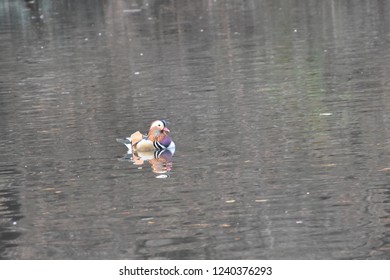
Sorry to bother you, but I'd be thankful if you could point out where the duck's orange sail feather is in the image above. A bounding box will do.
[130,131,143,146]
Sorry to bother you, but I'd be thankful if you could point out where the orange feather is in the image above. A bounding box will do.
[130,131,143,146]
[147,127,162,141]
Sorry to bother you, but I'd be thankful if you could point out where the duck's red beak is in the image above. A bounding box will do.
[163,127,170,133]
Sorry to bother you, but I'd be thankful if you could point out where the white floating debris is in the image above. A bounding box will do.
[140,53,143,56]
[296,221,303,224]
[39,14,44,19]
[141,217,154,221]
[98,33,102,36]
[200,29,204,32]
[319,113,332,116]
[134,72,140,75]
[306,192,310,195]
[13,221,17,225]
[255,199,268,203]
[85,38,88,41]
[225,200,235,203]
[220,223,231,228]
[123,9,142,13]
[294,29,297,32]
[156,174,168,179]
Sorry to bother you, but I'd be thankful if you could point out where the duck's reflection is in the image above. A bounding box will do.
[119,148,175,178]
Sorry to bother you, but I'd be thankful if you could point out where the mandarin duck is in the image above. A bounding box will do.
[117,120,175,152]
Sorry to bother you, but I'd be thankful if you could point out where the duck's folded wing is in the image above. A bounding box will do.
[130,131,144,146]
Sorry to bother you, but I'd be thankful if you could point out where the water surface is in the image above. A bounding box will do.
[0,0,389,259]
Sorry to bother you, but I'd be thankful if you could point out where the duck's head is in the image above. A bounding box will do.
[147,120,170,140]
[150,120,170,133]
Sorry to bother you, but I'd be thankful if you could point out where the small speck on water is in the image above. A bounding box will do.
[134,72,140,75]
[319,112,333,116]
[123,9,142,13]
[220,224,231,228]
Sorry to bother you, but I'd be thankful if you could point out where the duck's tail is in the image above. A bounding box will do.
[116,138,131,145]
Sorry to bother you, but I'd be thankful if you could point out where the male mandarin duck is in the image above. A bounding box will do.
[117,120,175,152]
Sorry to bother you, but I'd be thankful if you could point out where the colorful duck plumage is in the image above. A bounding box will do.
[117,120,175,152]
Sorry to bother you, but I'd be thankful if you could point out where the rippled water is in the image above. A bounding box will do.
[0,0,389,259]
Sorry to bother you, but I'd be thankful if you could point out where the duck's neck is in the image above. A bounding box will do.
[147,127,163,141]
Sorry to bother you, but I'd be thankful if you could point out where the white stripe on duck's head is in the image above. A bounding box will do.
[147,120,170,140]
[150,120,169,132]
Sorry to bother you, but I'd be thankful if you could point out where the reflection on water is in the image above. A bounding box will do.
[0,0,389,259]
[118,148,174,178]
